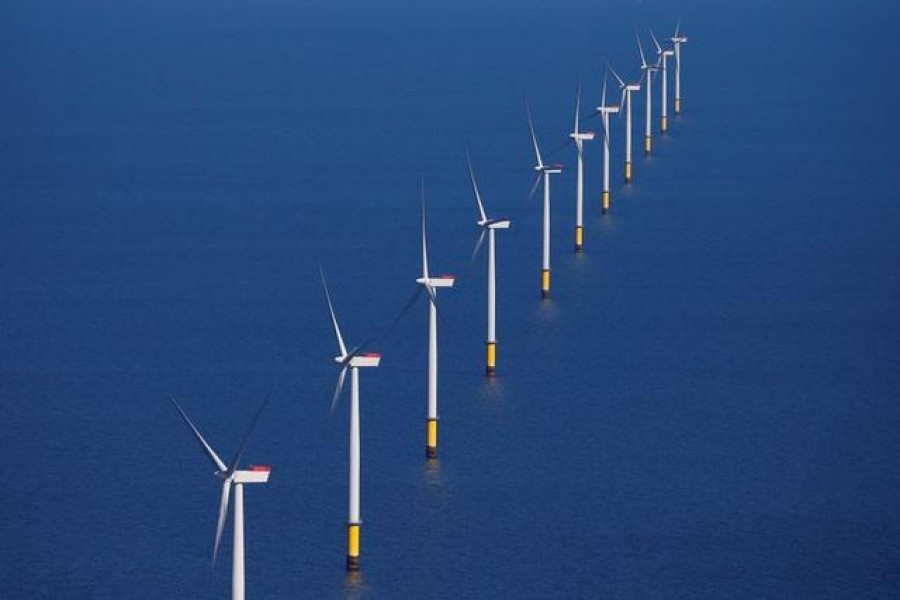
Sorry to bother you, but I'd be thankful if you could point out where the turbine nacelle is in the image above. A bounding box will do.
[597,105,620,115]
[334,353,382,368]
[569,131,596,142]
[416,275,456,289]
[480,218,511,230]
[671,36,688,43]
[536,164,563,174]
[626,84,641,92]
[233,466,272,485]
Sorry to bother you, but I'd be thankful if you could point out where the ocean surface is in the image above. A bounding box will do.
[2,1,899,598]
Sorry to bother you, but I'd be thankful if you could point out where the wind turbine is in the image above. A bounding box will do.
[569,84,595,252]
[527,105,563,299]
[595,74,620,215]
[466,150,511,376]
[320,266,381,571]
[650,27,675,133]
[610,66,641,184]
[637,33,659,155]
[415,189,454,459]
[169,395,271,600]
[670,20,689,114]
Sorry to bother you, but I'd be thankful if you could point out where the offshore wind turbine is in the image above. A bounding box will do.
[170,395,271,600]
[610,66,641,184]
[650,28,675,133]
[415,190,454,459]
[320,266,381,571]
[466,150,511,376]
[527,106,563,299]
[595,74,620,215]
[569,84,595,252]
[670,20,689,114]
[637,33,659,155]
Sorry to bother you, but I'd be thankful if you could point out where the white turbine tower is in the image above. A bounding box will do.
[415,190,454,459]
[466,151,511,376]
[595,75,620,215]
[569,84,594,252]
[610,66,641,184]
[650,28,675,133]
[320,267,381,571]
[527,106,563,299]
[170,395,271,600]
[637,33,659,155]
[670,20,689,114]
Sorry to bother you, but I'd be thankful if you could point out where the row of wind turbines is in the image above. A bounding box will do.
[169,21,689,599]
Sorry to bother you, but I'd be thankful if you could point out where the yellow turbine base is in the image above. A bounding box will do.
[645,136,652,155]
[541,269,550,298]
[426,419,437,459]
[347,523,360,571]
[675,98,681,114]
[486,341,496,376]
[625,162,632,183]
[575,226,583,252]
[602,190,610,214]
[661,115,668,133]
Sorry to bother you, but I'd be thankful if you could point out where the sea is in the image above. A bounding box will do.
[2,0,899,598]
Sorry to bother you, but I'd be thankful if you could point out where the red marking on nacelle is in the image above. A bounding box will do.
[363,352,381,358]
[249,465,271,472]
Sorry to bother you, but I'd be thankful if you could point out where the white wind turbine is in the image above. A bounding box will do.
[466,150,511,376]
[637,33,659,155]
[670,20,689,114]
[595,74,620,215]
[320,266,381,571]
[527,105,563,299]
[650,27,675,133]
[415,189,454,459]
[610,65,641,184]
[170,395,271,600]
[569,84,595,252]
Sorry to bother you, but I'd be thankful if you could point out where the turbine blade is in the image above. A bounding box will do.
[608,65,626,88]
[636,30,647,68]
[465,149,488,223]
[380,286,425,342]
[574,80,582,134]
[674,18,682,39]
[470,228,487,266]
[169,396,227,474]
[649,27,662,54]
[526,102,544,168]
[227,392,271,473]
[330,366,348,414]
[318,263,348,357]
[601,74,608,107]
[212,480,231,567]
[526,172,542,203]
[420,179,429,280]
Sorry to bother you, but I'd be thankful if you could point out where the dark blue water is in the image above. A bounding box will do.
[2,0,899,598]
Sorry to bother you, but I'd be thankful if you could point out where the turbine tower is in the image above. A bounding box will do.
[595,75,620,215]
[466,151,511,376]
[527,106,563,299]
[670,21,689,114]
[610,66,641,184]
[650,28,675,133]
[170,395,271,600]
[637,34,659,155]
[569,84,595,252]
[416,190,454,459]
[320,267,381,571]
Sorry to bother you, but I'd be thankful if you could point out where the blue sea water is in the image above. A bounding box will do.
[2,0,899,598]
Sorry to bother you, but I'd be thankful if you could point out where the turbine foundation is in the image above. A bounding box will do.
[486,341,496,376]
[625,162,632,184]
[426,418,438,460]
[347,523,360,571]
[574,226,583,253]
[541,269,550,299]
[661,115,668,133]
[675,98,681,114]
[602,191,610,215]
[645,136,652,155]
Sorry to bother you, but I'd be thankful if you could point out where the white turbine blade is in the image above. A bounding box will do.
[170,396,227,474]
[330,365,348,414]
[227,392,270,473]
[469,228,487,266]
[526,103,544,168]
[420,182,430,280]
[380,286,425,342]
[649,27,662,54]
[636,32,647,68]
[573,81,582,134]
[609,66,626,89]
[318,264,348,357]
[212,479,231,566]
[466,149,488,223]
[601,74,608,107]
[526,172,542,203]
[674,18,682,39]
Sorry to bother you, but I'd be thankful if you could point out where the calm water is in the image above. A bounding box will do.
[2,1,899,598]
